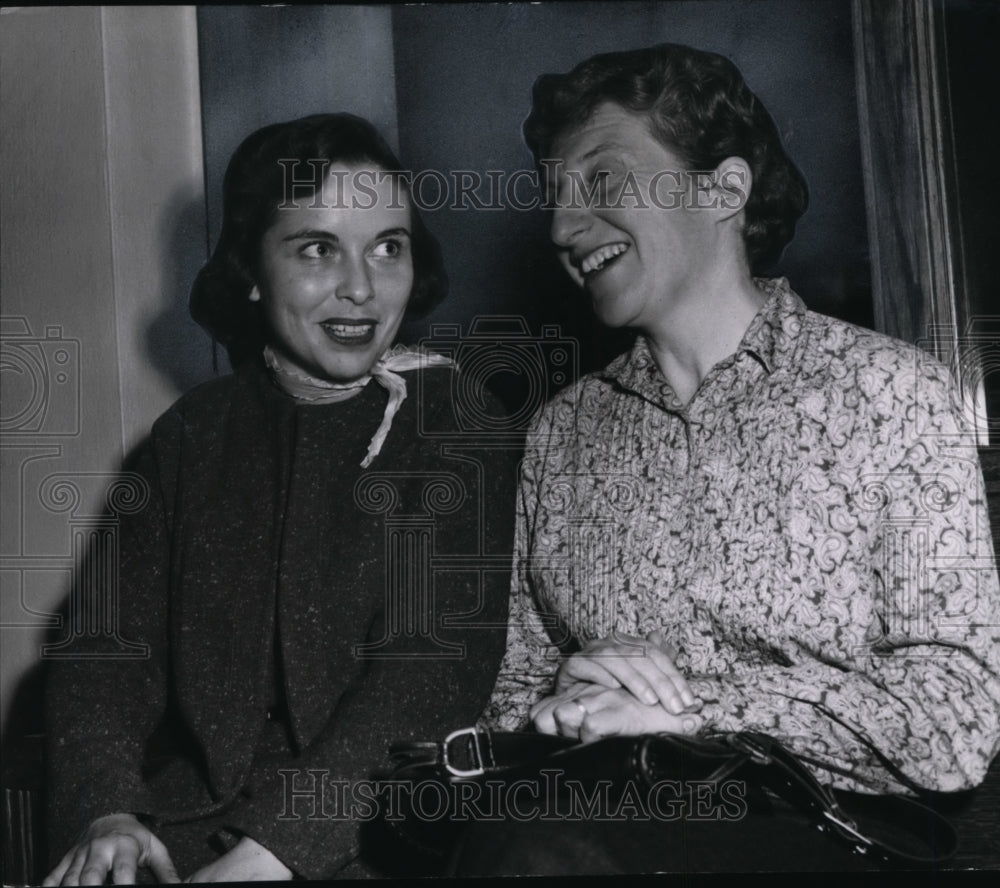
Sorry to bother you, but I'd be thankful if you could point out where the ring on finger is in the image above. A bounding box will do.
[571,698,588,719]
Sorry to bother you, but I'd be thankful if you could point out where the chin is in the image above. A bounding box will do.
[593,306,631,329]
[332,367,375,385]
[311,360,367,385]
[589,291,630,327]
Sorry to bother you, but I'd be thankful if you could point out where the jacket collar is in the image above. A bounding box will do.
[599,277,806,404]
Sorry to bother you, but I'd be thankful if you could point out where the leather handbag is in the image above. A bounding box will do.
[383,726,958,868]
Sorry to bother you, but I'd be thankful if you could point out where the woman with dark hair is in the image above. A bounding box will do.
[466,43,1000,874]
[43,113,514,883]
[189,113,449,371]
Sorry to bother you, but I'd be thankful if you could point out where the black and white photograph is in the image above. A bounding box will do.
[2,1,1000,883]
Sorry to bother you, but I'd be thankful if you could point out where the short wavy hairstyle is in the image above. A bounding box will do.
[190,113,448,369]
[523,43,808,271]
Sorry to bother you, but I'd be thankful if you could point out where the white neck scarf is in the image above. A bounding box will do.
[263,344,454,467]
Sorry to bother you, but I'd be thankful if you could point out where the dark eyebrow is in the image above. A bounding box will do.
[281,228,338,243]
[280,227,411,243]
[375,227,411,239]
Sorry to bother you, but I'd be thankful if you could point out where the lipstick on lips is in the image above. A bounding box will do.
[320,317,378,346]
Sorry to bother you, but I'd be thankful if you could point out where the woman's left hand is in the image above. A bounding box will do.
[531,682,703,742]
[184,836,292,883]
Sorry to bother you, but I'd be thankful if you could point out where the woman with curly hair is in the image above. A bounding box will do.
[469,42,1000,875]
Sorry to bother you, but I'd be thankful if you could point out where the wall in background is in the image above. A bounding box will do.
[0,6,208,738]
[197,5,399,275]
[194,1,871,411]
[391,0,873,381]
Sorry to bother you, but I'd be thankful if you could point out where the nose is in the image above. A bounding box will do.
[336,253,374,304]
[550,203,591,249]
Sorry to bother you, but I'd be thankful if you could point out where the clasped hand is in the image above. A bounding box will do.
[530,630,703,741]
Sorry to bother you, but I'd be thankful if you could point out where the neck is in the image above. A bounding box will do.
[263,346,367,404]
[643,261,763,405]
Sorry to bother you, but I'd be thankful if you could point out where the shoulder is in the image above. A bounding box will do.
[532,369,598,419]
[165,372,244,413]
[149,368,272,442]
[785,310,967,449]
[795,310,957,404]
[543,347,626,414]
[756,280,944,392]
[522,367,618,454]
[406,362,459,404]
[150,374,234,432]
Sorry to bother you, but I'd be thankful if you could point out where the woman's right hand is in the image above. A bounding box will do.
[43,813,180,886]
[555,629,700,715]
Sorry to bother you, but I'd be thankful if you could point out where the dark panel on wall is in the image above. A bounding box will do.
[196,5,398,260]
[391,0,872,375]
[943,0,1000,444]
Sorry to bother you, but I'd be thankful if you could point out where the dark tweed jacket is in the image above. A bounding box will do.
[45,363,516,878]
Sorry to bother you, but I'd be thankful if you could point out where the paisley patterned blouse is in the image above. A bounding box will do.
[483,278,1000,794]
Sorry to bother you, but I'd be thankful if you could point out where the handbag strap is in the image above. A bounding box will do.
[719,731,957,866]
[389,728,957,866]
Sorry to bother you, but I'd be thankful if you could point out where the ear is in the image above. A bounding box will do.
[711,156,752,221]
[249,285,261,303]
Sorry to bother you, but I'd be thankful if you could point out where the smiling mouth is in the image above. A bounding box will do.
[320,320,377,345]
[579,242,629,277]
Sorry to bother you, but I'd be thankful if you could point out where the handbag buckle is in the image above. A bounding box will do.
[442,727,486,778]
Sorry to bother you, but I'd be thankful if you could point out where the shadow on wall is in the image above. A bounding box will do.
[0,186,214,886]
[146,189,226,394]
